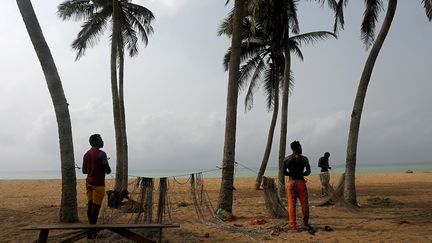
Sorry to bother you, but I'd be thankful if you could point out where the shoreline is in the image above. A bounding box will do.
[1,162,431,180]
[1,169,432,181]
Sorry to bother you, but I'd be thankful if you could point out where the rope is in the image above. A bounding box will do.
[234,161,259,175]
[129,167,222,179]
[172,176,191,185]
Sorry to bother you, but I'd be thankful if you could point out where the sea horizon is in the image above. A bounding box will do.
[0,161,431,180]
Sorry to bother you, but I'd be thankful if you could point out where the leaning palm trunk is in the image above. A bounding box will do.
[278,43,291,200]
[16,0,78,222]
[262,176,287,218]
[111,0,125,194]
[254,69,280,190]
[217,0,244,213]
[119,52,129,192]
[344,0,397,205]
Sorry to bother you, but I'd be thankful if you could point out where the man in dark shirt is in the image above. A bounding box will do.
[283,141,311,230]
[318,152,331,197]
[83,134,111,238]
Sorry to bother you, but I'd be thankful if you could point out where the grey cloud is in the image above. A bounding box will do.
[128,111,224,170]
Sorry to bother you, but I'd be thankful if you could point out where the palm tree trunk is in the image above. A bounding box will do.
[16,0,78,222]
[278,43,291,199]
[344,0,397,205]
[217,0,244,213]
[254,67,280,190]
[111,0,125,193]
[119,52,129,192]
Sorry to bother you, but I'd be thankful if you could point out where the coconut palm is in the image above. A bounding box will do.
[220,11,335,190]
[334,0,431,206]
[217,0,245,213]
[58,0,154,197]
[16,0,78,222]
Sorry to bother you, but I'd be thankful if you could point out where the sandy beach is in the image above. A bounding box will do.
[1,172,432,242]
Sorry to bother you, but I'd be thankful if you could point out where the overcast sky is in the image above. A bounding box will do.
[0,1,431,173]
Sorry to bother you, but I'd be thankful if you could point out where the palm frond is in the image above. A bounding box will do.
[244,59,266,112]
[361,0,384,49]
[218,7,234,36]
[288,70,295,96]
[122,3,154,45]
[239,52,268,91]
[119,14,138,56]
[333,0,346,34]
[287,0,300,34]
[422,0,432,20]
[71,7,111,60]
[290,31,336,47]
[263,64,278,111]
[307,0,338,9]
[327,0,339,10]
[58,0,96,21]
[288,40,304,61]
[304,0,345,34]
[122,2,155,26]
[223,49,232,71]
[223,41,268,71]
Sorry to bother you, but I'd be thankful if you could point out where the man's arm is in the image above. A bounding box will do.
[303,157,311,176]
[99,151,111,174]
[283,157,291,176]
[82,155,88,174]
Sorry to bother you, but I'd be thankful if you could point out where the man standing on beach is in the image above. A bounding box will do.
[318,152,331,197]
[283,141,311,230]
[83,134,111,234]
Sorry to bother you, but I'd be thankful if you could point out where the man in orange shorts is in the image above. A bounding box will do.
[83,134,111,233]
[283,141,311,230]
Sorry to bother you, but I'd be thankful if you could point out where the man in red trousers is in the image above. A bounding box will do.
[283,140,311,230]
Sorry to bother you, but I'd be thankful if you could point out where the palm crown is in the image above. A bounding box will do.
[220,0,336,112]
[58,0,154,60]
[332,0,432,48]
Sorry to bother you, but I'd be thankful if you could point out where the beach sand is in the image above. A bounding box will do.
[1,172,432,242]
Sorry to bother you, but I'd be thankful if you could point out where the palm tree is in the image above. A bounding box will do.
[335,0,431,206]
[217,0,245,213]
[16,0,78,222]
[269,0,302,199]
[249,0,338,198]
[58,0,154,197]
[219,10,335,190]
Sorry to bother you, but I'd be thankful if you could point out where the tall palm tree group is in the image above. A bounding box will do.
[218,0,336,193]
[16,0,431,222]
[218,0,339,211]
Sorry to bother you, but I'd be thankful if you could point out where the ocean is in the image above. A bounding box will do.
[0,162,431,180]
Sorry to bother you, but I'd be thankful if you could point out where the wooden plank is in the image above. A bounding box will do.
[108,228,155,243]
[37,229,49,243]
[22,223,180,230]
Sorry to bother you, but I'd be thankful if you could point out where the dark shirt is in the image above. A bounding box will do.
[83,147,111,186]
[283,153,311,180]
[318,156,330,172]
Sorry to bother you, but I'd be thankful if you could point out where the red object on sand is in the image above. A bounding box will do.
[251,219,269,225]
